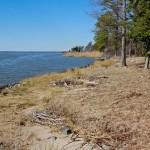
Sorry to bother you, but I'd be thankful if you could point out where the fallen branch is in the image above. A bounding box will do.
[34,112,64,122]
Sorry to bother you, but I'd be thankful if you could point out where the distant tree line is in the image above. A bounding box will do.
[69,41,96,52]
[90,0,150,68]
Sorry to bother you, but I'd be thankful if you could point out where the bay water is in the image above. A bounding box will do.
[0,51,94,86]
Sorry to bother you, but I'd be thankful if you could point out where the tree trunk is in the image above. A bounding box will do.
[141,43,144,56]
[135,41,137,56]
[129,38,133,57]
[144,57,150,69]
[121,0,127,66]
[144,50,150,69]
[115,0,119,58]
[115,47,117,57]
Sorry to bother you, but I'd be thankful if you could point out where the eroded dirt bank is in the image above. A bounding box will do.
[0,57,150,150]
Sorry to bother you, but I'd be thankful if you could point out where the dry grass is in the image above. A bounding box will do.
[63,51,101,58]
[92,59,116,67]
[0,57,150,149]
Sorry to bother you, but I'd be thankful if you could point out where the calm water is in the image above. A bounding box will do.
[0,51,94,86]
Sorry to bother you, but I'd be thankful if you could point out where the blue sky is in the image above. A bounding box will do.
[0,0,96,51]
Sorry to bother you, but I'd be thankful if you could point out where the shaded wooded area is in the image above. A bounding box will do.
[91,0,150,68]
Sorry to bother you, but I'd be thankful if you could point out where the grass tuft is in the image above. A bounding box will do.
[92,59,116,67]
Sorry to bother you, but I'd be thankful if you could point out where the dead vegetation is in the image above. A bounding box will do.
[63,51,101,59]
[0,57,150,149]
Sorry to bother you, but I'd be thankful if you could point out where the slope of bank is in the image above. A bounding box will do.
[0,57,149,150]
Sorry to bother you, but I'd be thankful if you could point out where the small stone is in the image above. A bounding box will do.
[86,81,98,87]
[61,126,72,135]
[64,82,68,87]
[17,84,21,87]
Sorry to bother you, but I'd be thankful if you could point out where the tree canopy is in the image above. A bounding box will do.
[92,0,150,68]
[129,0,150,51]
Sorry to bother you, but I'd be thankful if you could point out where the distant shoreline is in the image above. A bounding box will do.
[63,51,101,59]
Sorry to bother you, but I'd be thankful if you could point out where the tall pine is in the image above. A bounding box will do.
[129,0,150,69]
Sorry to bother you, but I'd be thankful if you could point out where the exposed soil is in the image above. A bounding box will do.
[0,57,150,150]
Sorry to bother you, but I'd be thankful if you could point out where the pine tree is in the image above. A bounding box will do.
[129,0,150,69]
[92,0,128,65]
